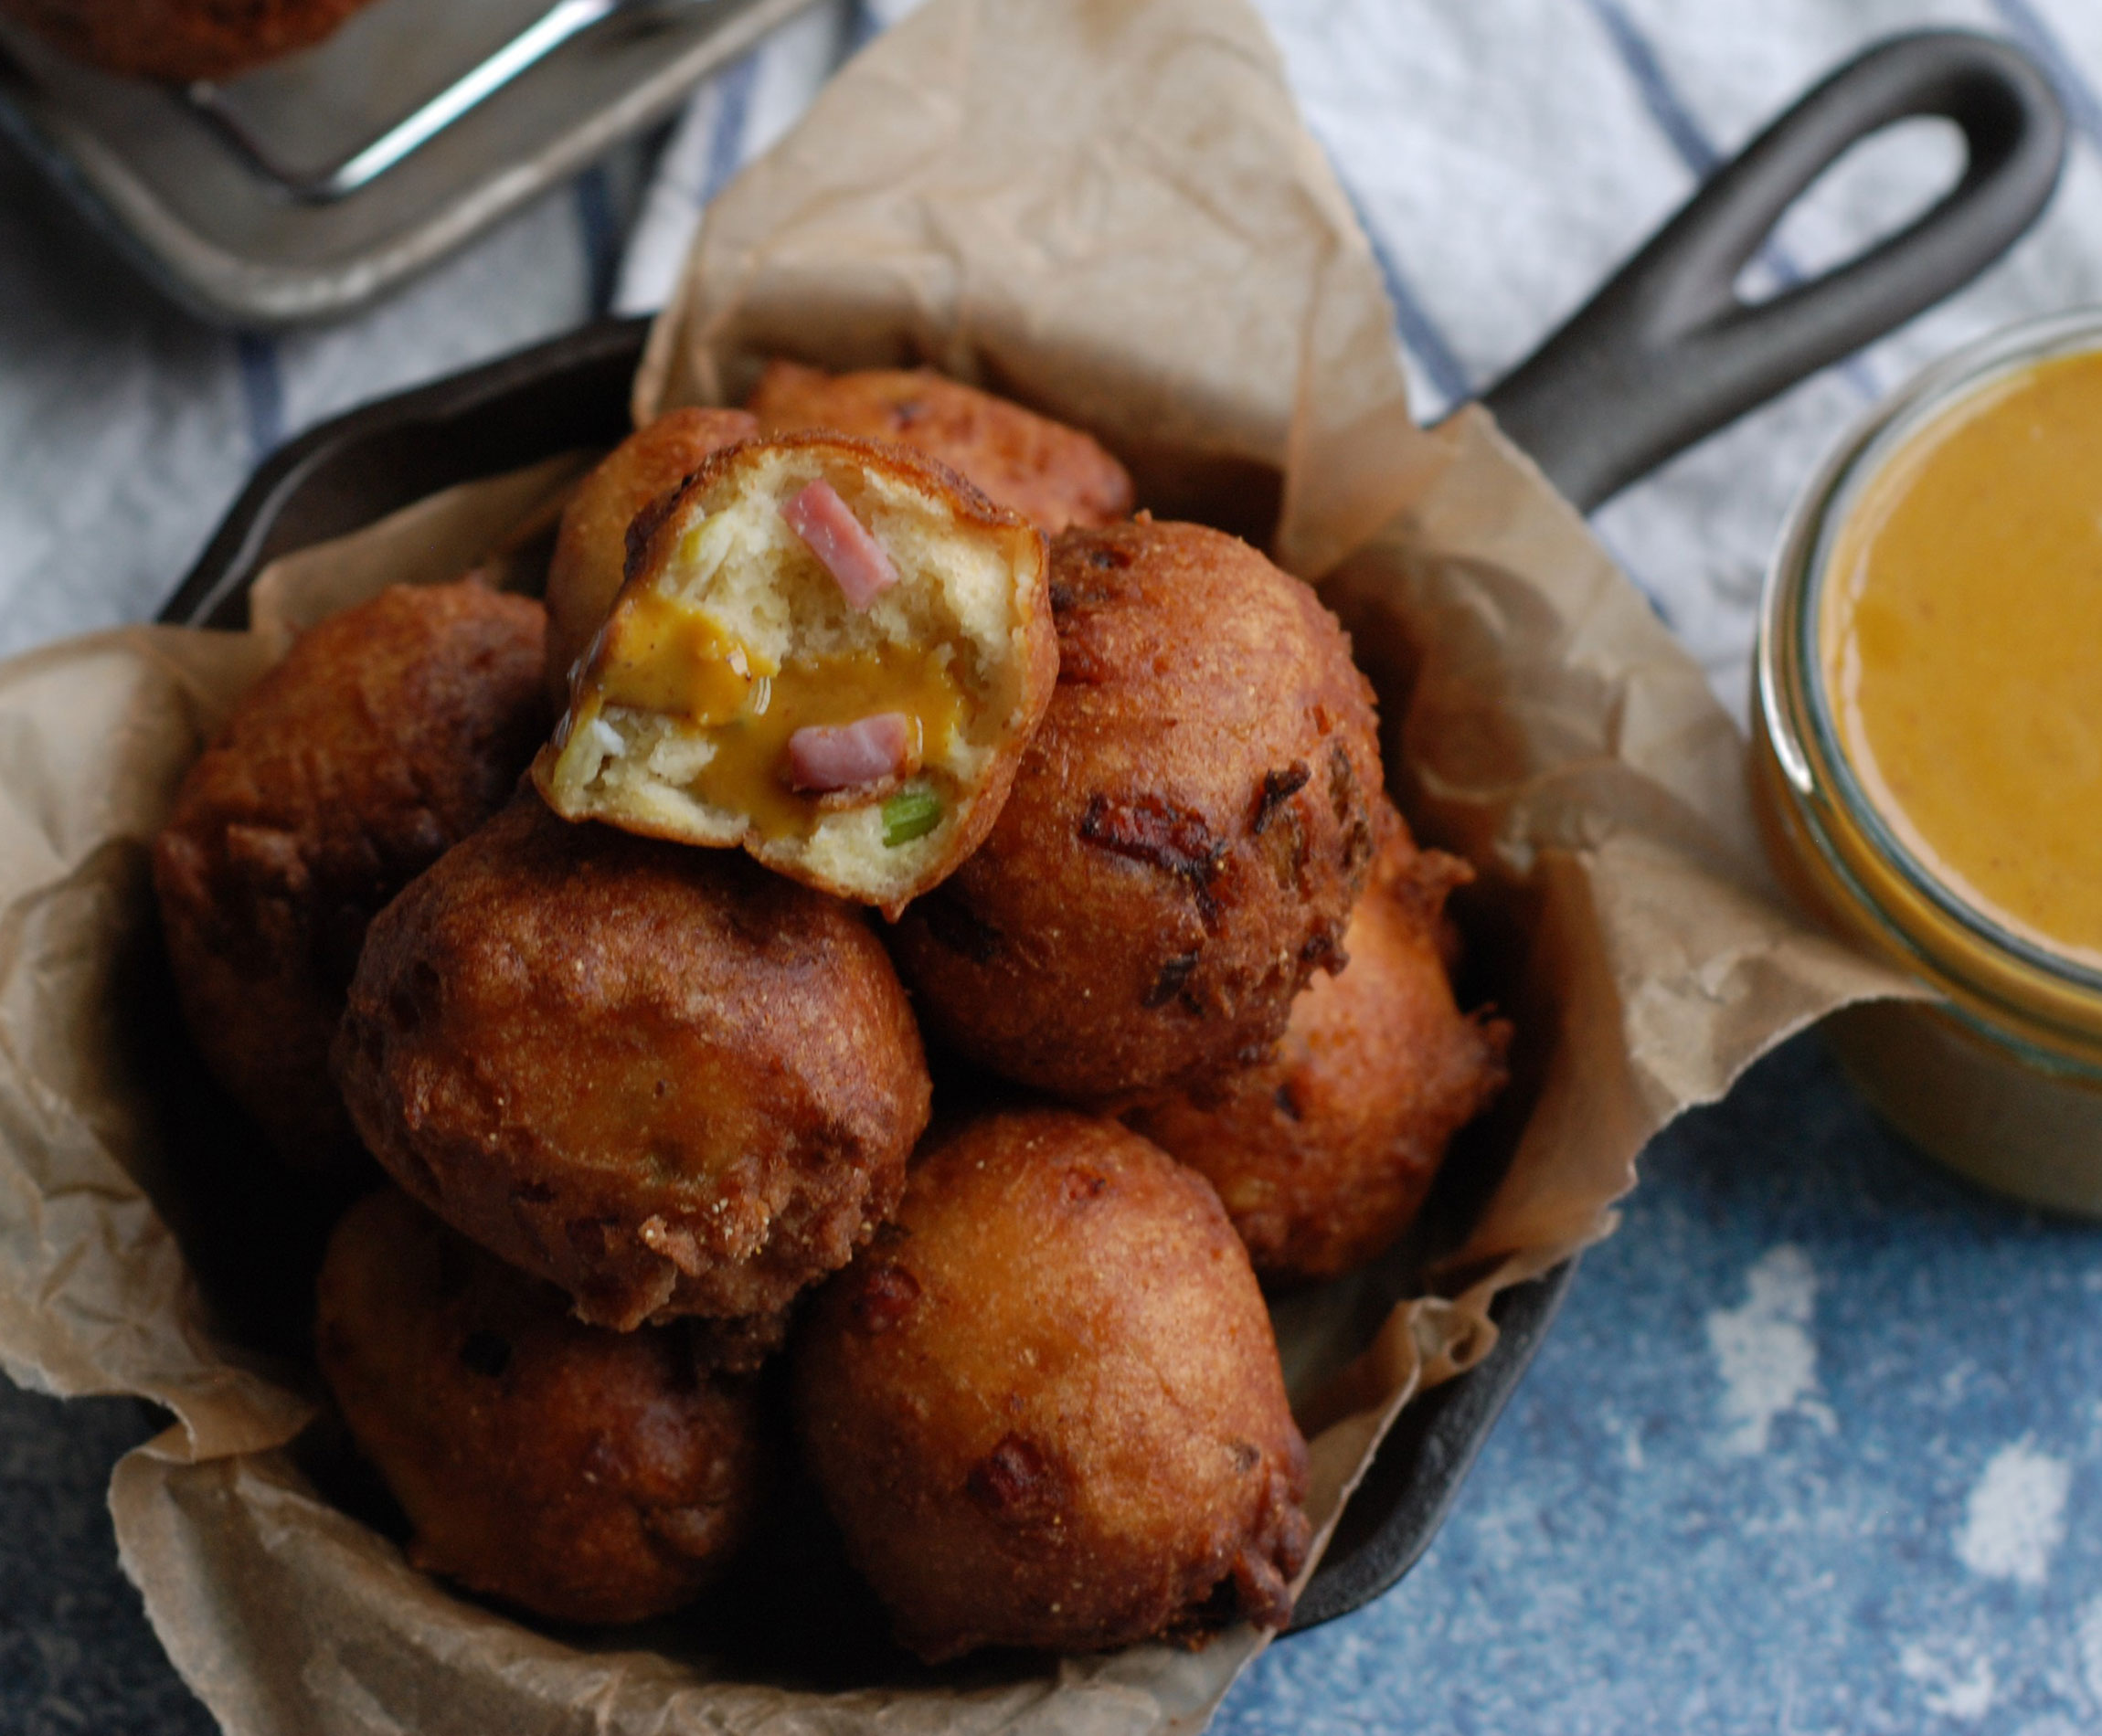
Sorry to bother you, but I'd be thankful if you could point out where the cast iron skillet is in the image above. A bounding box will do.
[158,29,2065,1635]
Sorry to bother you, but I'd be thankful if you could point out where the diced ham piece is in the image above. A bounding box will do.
[782,479,899,609]
[787,714,912,793]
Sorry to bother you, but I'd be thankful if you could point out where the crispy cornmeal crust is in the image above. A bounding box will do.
[535,433,1054,918]
[543,408,758,709]
[151,581,549,1177]
[794,1109,1311,1663]
[887,518,1395,1099]
[748,361,1134,535]
[334,793,930,1331]
[0,0,378,79]
[316,1190,768,1626]
[1125,834,1513,1282]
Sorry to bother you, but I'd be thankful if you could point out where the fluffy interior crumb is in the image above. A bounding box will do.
[542,443,1036,900]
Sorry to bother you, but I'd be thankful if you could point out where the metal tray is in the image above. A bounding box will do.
[0,0,819,327]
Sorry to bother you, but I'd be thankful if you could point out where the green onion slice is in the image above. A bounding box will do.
[882,784,944,847]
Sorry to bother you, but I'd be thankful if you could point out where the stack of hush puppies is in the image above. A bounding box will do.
[152,361,1512,1664]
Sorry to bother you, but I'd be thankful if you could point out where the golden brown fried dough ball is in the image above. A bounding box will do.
[334,792,930,1331]
[748,361,1133,535]
[316,1189,767,1626]
[0,0,378,80]
[795,1110,1311,1662]
[1126,836,1512,1282]
[889,519,1394,1100]
[152,582,549,1177]
[543,408,758,707]
[537,433,1055,917]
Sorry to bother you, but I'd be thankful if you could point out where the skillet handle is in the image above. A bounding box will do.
[1478,29,2065,515]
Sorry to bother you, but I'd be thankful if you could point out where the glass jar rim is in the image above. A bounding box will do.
[1757,305,2102,1044]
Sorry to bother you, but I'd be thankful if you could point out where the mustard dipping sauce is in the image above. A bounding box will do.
[582,588,970,841]
[1820,346,2102,975]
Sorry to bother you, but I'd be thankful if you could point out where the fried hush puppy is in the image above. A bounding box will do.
[1126,835,1513,1282]
[316,1189,767,1626]
[334,792,931,1331]
[889,518,1395,1099]
[542,407,759,707]
[536,433,1056,916]
[794,1110,1311,1662]
[152,581,549,1176]
[0,0,379,80]
[748,360,1134,535]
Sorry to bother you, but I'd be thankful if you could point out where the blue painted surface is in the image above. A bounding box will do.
[0,1392,214,1736]
[1220,1032,2102,1736]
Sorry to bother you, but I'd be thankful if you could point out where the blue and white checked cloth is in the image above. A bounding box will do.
[6,0,2102,722]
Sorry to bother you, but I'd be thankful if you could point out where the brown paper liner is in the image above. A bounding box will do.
[0,1,1915,1730]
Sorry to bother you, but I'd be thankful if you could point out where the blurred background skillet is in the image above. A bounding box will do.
[159,28,2067,1631]
[0,0,826,324]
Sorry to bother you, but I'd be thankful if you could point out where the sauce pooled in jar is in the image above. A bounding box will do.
[1821,347,2102,973]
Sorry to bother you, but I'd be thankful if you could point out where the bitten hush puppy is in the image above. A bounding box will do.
[536,433,1055,916]
[0,0,379,80]
[889,519,1393,1099]
[334,793,930,1331]
[748,360,1133,535]
[1126,835,1513,1281]
[152,581,549,1176]
[542,408,758,707]
[316,1190,766,1626]
[794,1109,1311,1663]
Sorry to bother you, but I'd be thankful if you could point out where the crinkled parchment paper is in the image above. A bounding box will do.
[0,1,1912,1731]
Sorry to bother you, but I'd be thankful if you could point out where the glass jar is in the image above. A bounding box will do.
[1753,308,2102,1213]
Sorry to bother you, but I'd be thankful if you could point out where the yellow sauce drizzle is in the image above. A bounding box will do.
[588,590,971,841]
[1821,347,2102,970]
[596,592,770,724]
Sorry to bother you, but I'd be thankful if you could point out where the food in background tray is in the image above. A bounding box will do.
[315,1188,768,1625]
[332,791,931,1331]
[888,516,1394,1099]
[793,1109,1311,1662]
[748,360,1134,535]
[152,580,548,1179]
[542,408,759,708]
[0,0,382,81]
[536,433,1055,916]
[1126,833,1513,1282]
